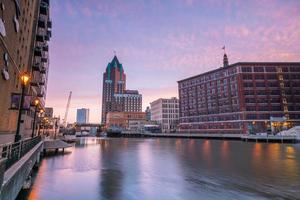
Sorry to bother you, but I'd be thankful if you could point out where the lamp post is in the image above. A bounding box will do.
[38,109,44,136]
[31,99,39,138]
[15,73,30,142]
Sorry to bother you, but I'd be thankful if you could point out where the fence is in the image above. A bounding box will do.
[0,136,42,170]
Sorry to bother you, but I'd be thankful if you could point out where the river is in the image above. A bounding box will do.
[17,137,300,200]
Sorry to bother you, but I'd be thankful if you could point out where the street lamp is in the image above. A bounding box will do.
[38,109,44,136]
[31,98,40,138]
[15,73,30,142]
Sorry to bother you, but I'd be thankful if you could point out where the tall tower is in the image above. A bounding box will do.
[101,55,126,124]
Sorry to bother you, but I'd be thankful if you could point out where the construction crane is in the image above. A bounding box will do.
[63,91,72,127]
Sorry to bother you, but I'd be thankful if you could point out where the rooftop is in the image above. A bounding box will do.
[178,62,300,83]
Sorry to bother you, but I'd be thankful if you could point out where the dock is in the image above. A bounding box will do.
[43,139,73,153]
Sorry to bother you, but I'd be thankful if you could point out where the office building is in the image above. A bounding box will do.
[145,106,151,121]
[101,55,142,124]
[76,108,90,124]
[150,97,179,132]
[178,54,300,134]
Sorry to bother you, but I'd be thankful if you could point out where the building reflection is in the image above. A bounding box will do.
[100,169,123,200]
[284,146,298,179]
[99,139,123,200]
[220,141,229,167]
[202,140,211,167]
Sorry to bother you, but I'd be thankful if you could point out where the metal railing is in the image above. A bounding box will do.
[0,136,42,170]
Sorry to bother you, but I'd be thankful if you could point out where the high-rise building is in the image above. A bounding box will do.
[101,55,142,124]
[150,97,179,132]
[178,54,300,134]
[76,108,90,124]
[0,0,51,143]
[145,106,151,121]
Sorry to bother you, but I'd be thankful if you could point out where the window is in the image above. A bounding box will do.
[256,82,266,87]
[254,67,264,72]
[243,82,253,87]
[255,74,265,80]
[266,67,276,72]
[243,74,252,80]
[290,67,300,72]
[242,67,252,72]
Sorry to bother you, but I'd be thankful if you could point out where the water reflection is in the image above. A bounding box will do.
[17,138,300,200]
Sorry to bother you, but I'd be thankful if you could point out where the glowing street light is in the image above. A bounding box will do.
[15,72,31,142]
[31,98,40,138]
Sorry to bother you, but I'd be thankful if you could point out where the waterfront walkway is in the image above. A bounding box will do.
[0,137,43,200]
[0,137,73,200]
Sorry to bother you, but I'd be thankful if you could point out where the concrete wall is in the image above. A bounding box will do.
[0,141,43,200]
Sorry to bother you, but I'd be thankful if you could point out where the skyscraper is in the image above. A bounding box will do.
[101,55,142,124]
[76,108,90,124]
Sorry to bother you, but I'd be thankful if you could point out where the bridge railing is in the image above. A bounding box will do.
[0,136,42,170]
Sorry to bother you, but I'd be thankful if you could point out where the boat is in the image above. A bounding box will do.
[106,126,122,137]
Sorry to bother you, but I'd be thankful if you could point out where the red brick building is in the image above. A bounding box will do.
[106,112,146,130]
[178,56,300,134]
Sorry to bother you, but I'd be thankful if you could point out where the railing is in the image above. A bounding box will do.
[0,136,42,170]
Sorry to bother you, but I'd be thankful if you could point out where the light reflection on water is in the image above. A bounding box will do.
[18,137,300,200]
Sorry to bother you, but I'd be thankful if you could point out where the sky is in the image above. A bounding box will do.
[45,0,300,123]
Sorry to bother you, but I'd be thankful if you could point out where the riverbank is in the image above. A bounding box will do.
[120,132,299,143]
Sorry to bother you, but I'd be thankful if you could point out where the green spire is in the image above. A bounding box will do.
[106,55,124,80]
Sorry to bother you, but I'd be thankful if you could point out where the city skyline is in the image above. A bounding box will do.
[45,0,300,123]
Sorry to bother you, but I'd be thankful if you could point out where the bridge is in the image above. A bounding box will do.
[75,123,101,136]
[0,136,43,200]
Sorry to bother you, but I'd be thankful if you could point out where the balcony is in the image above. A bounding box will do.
[32,64,40,71]
[40,3,48,15]
[34,47,42,57]
[36,34,44,42]
[43,45,48,52]
[47,21,52,28]
[39,80,45,86]
[37,92,44,98]
[38,18,46,29]
[40,67,46,74]
[30,81,39,87]
[47,29,52,38]
[44,35,50,41]
[41,0,49,6]
[41,57,48,63]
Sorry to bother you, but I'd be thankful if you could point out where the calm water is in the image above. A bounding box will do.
[18,137,300,200]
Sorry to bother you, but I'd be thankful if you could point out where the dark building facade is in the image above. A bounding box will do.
[101,56,142,124]
[178,58,300,134]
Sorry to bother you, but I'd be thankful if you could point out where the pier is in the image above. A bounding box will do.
[43,139,73,153]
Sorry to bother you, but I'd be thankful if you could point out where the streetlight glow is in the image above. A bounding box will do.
[34,99,39,106]
[20,73,30,86]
